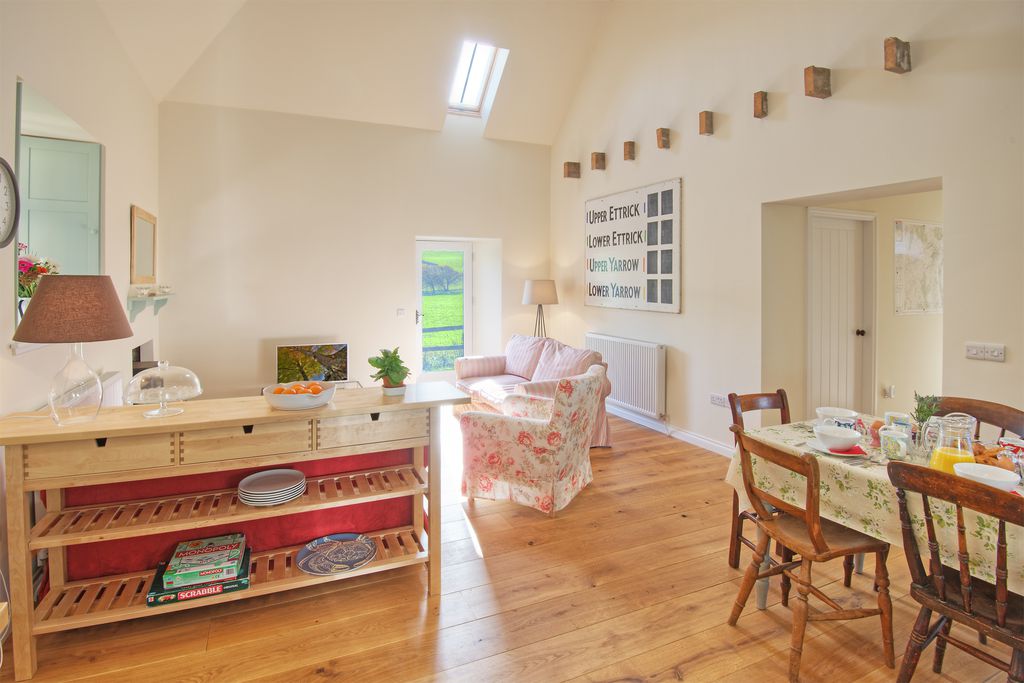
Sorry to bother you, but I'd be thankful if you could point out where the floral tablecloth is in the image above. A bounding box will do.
[724,420,1024,593]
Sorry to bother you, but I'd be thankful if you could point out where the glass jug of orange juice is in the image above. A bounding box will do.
[928,413,976,474]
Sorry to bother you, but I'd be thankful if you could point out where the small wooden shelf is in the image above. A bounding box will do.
[33,526,426,635]
[126,295,172,323]
[30,465,426,550]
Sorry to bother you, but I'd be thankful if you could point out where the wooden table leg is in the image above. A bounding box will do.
[412,447,425,539]
[6,449,37,680]
[855,552,865,574]
[755,525,771,610]
[426,407,442,596]
[44,489,66,589]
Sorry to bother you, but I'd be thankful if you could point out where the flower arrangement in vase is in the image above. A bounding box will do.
[17,243,59,316]
[368,347,411,396]
[18,242,59,297]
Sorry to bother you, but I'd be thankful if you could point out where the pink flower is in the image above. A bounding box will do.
[532,446,548,455]
[486,453,501,465]
[547,431,563,447]
[477,475,493,492]
[517,431,534,447]
[536,496,553,513]
[17,258,32,274]
[570,411,579,423]
[558,379,574,397]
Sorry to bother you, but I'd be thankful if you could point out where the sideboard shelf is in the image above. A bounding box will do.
[30,464,428,550]
[32,525,426,635]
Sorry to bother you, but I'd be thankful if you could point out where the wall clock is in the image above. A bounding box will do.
[0,156,21,249]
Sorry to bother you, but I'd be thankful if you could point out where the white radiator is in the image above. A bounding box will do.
[585,333,666,419]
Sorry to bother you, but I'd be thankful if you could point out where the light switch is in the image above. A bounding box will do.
[396,308,406,317]
[965,342,985,359]
[986,343,1006,362]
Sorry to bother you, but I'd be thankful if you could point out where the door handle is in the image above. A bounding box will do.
[855,329,866,336]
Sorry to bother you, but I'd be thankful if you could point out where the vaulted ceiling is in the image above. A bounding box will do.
[96,0,610,145]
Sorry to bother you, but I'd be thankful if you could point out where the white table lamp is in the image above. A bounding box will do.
[523,279,558,338]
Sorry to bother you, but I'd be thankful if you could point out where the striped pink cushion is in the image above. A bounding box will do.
[504,335,546,379]
[532,342,601,381]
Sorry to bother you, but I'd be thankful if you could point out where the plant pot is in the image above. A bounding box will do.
[381,378,406,396]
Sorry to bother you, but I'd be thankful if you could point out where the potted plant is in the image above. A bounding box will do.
[368,347,411,396]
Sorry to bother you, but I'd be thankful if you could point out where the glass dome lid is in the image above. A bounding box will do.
[126,360,203,418]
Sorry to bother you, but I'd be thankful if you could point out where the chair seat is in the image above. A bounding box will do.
[761,513,889,562]
[911,565,1024,635]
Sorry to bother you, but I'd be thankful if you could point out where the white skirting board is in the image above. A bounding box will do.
[606,404,734,458]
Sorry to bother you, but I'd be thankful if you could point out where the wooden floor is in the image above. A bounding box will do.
[0,416,1008,682]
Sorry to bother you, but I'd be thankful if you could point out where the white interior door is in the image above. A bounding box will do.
[416,240,473,381]
[807,211,872,413]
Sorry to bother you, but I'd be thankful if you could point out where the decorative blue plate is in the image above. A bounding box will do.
[295,533,377,576]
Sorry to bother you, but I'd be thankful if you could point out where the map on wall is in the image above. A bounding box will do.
[894,220,943,315]
[585,178,681,312]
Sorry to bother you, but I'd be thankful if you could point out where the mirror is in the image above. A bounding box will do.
[130,205,156,284]
[15,82,103,318]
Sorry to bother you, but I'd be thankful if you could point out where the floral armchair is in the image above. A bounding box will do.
[460,365,606,515]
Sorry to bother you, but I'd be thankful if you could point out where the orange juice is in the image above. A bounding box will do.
[929,447,974,474]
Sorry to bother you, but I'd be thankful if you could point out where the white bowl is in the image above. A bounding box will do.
[953,462,1021,491]
[262,381,336,411]
[816,406,858,422]
[813,425,861,451]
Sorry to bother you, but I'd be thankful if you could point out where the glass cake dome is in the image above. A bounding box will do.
[126,360,203,418]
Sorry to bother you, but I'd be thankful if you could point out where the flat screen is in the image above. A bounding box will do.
[276,343,348,383]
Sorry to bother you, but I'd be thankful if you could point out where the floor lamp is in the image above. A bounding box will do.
[523,279,558,338]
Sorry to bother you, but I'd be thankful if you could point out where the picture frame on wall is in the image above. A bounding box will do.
[585,178,681,313]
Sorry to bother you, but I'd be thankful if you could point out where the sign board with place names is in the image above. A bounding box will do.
[585,178,681,312]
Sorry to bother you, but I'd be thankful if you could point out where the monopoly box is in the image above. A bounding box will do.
[162,533,247,589]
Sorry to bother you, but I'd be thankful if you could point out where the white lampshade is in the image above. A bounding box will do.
[523,279,558,306]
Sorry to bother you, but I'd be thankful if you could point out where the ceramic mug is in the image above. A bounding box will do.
[880,427,910,460]
[884,411,913,432]
[816,407,858,430]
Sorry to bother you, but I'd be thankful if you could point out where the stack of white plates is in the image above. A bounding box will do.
[238,469,306,507]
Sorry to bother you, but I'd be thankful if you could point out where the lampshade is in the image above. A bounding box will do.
[522,279,558,306]
[13,275,133,343]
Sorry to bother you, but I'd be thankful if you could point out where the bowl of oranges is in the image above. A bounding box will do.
[262,381,336,410]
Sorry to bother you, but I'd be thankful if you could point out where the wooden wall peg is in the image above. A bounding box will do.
[563,162,580,178]
[884,37,912,74]
[656,128,671,149]
[623,141,636,160]
[804,66,832,99]
[591,152,606,170]
[753,91,768,118]
[698,111,714,136]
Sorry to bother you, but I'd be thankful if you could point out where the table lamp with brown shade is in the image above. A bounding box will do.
[13,275,133,425]
[522,279,558,338]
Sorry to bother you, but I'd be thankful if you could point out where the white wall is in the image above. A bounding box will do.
[0,1,160,415]
[762,191,944,423]
[549,1,1023,448]
[158,104,549,396]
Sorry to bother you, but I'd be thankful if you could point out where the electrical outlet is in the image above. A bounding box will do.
[882,385,895,399]
[986,343,1006,362]
[965,342,986,360]
[710,393,729,408]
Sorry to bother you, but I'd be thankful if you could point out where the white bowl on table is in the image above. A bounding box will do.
[953,462,1021,491]
[813,425,861,451]
[262,381,336,410]
[815,406,858,426]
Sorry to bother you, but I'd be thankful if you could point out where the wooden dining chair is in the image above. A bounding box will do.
[887,461,1023,682]
[729,426,895,682]
[935,396,1024,439]
[727,389,791,570]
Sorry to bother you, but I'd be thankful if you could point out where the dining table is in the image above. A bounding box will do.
[724,417,1024,609]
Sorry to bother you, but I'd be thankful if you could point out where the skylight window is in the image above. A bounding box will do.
[448,41,497,113]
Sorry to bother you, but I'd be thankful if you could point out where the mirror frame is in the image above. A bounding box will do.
[130,204,157,284]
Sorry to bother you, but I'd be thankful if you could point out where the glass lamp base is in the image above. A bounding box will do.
[49,343,102,426]
[142,402,184,419]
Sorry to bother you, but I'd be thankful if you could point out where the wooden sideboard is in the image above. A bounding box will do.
[0,382,468,680]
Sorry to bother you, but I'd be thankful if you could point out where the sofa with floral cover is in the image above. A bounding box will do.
[454,335,612,447]
[460,365,606,514]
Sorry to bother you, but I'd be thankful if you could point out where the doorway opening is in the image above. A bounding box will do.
[416,240,473,380]
[761,178,944,421]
